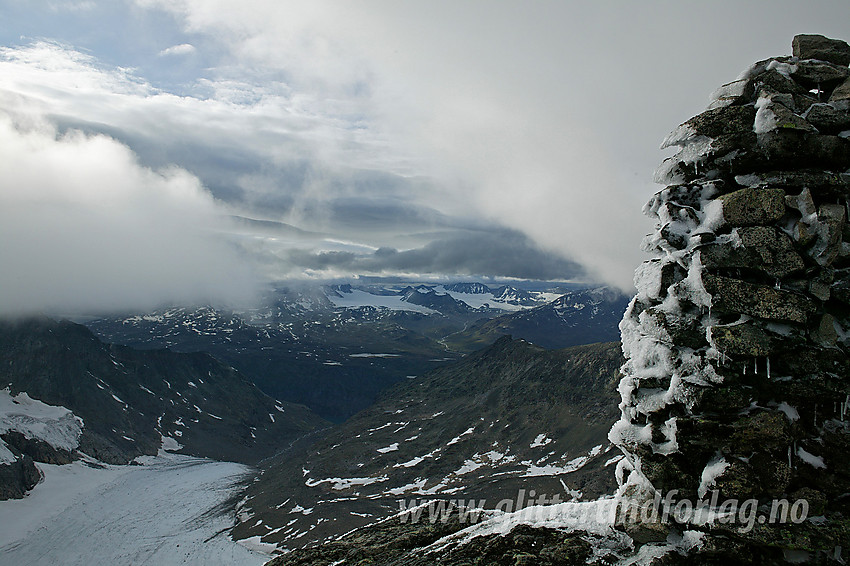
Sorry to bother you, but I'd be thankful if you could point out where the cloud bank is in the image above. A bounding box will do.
[4,0,849,315]
[0,112,257,316]
[134,0,850,290]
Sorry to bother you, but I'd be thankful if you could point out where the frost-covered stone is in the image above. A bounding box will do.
[667,105,756,145]
[811,202,847,266]
[613,35,850,561]
[754,98,817,134]
[792,34,850,66]
[743,170,850,199]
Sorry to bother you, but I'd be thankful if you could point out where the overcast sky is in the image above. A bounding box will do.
[1,0,848,314]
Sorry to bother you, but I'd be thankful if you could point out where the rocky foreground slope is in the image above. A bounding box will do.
[265,34,850,565]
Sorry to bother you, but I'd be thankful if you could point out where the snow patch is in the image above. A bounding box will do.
[797,447,826,469]
[0,388,83,453]
[529,434,553,448]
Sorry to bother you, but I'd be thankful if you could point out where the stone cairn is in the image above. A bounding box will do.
[611,35,850,559]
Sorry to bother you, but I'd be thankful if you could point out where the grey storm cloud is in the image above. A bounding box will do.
[287,229,584,281]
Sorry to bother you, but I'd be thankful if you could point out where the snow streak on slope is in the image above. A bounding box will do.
[0,454,269,566]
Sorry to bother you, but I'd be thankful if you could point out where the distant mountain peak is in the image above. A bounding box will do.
[444,282,491,294]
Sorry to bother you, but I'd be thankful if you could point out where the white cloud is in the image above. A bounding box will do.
[0,40,397,212]
[130,1,665,289]
[9,2,850,294]
[48,1,95,11]
[0,111,258,316]
[158,43,196,57]
[139,0,850,290]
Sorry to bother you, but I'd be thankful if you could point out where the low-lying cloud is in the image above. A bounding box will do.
[285,229,584,281]
[0,113,258,316]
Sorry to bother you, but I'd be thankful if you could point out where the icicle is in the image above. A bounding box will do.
[788,446,793,468]
[774,280,781,290]
[766,357,771,380]
[754,358,758,375]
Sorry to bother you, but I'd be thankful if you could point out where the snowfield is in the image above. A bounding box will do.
[0,388,83,463]
[0,454,270,566]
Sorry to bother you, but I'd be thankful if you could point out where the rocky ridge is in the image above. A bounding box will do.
[0,317,326,498]
[612,34,850,562]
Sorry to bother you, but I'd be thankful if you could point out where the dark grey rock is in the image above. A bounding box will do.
[809,267,834,301]
[813,313,839,346]
[678,104,757,139]
[803,103,850,133]
[700,226,805,279]
[832,276,850,305]
[830,76,850,103]
[813,203,847,266]
[758,171,850,201]
[804,134,850,170]
[0,456,41,500]
[792,34,850,66]
[703,273,816,323]
[791,60,850,89]
[1,432,75,465]
[752,67,809,97]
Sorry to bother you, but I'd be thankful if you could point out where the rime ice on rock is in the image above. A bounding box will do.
[612,34,850,557]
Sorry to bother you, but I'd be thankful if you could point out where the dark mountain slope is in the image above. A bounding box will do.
[233,337,624,550]
[0,317,326,466]
[445,287,629,351]
[85,306,458,422]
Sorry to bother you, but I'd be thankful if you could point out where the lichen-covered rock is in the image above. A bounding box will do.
[703,274,816,323]
[717,187,785,227]
[709,321,775,356]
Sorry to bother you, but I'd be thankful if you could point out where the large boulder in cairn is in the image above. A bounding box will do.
[793,34,850,67]
[611,34,850,563]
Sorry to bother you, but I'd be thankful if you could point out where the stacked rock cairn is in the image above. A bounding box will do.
[611,35,850,560]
